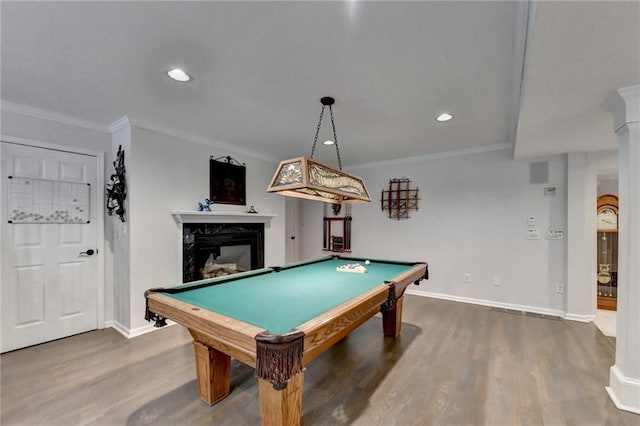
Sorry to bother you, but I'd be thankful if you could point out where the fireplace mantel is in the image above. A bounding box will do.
[171,210,277,225]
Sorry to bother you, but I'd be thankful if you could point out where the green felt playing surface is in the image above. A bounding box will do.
[165,258,418,334]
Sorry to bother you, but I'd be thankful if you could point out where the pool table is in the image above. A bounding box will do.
[145,255,428,426]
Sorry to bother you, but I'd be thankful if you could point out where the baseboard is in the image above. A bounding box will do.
[606,365,640,414]
[106,320,175,339]
[564,313,596,323]
[405,289,566,318]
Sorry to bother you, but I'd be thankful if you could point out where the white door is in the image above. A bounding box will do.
[1,142,99,352]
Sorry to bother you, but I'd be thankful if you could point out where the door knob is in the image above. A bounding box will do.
[79,249,95,256]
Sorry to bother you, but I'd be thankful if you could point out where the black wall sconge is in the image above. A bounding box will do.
[106,145,127,222]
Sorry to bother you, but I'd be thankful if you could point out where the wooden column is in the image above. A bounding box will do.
[192,341,231,405]
[258,372,303,426]
[605,85,640,414]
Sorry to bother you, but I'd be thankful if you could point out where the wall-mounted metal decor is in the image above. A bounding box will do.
[7,176,91,224]
[381,177,420,220]
[106,145,127,222]
[210,156,246,205]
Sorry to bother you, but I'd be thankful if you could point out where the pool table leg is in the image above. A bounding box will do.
[192,341,231,405]
[257,372,304,426]
[382,295,404,338]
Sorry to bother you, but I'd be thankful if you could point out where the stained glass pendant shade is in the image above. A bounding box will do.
[267,97,371,204]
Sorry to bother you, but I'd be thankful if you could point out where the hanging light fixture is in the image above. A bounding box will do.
[267,97,371,204]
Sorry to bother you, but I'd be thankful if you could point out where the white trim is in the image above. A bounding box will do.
[96,152,105,328]
[109,115,280,163]
[109,116,131,134]
[0,135,107,330]
[171,210,277,225]
[1,134,103,158]
[617,85,640,99]
[507,0,532,149]
[606,365,640,414]
[614,120,640,136]
[108,320,131,339]
[348,143,512,170]
[405,289,565,318]
[1,101,110,134]
[108,319,176,339]
[564,313,596,323]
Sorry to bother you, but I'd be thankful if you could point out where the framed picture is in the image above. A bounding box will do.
[210,157,246,205]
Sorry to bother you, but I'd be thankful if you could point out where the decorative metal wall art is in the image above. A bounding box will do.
[106,145,127,222]
[381,177,419,220]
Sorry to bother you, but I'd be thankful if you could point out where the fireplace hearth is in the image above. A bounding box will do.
[182,223,264,282]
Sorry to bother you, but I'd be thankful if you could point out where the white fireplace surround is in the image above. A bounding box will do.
[171,210,277,225]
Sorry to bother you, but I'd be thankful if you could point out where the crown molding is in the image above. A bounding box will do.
[348,143,513,170]
[509,0,534,154]
[109,116,132,134]
[1,101,279,164]
[0,100,110,134]
[110,115,280,163]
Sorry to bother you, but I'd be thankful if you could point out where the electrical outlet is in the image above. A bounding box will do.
[556,282,565,294]
[494,276,501,287]
[464,273,471,283]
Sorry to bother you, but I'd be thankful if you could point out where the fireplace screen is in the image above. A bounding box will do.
[200,245,251,278]
[183,223,264,282]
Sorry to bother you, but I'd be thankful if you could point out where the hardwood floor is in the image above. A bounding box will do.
[2,296,638,425]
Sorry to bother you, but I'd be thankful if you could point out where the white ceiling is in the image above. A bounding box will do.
[1,1,638,166]
[515,1,639,159]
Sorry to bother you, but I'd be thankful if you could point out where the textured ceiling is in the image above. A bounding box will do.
[1,1,638,165]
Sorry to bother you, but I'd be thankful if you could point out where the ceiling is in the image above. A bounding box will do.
[1,1,638,166]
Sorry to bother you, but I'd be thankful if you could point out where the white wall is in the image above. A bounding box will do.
[300,148,568,314]
[126,124,286,332]
[598,178,618,196]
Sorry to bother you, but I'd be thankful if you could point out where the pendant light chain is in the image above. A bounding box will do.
[309,105,326,158]
[268,95,372,204]
[328,105,343,170]
[309,101,343,171]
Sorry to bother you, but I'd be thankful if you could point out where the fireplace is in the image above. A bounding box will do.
[182,223,264,282]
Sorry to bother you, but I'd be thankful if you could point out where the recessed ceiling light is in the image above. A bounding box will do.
[323,140,335,146]
[436,112,453,122]
[167,68,191,82]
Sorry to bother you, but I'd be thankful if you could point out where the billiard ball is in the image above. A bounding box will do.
[365,260,370,265]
